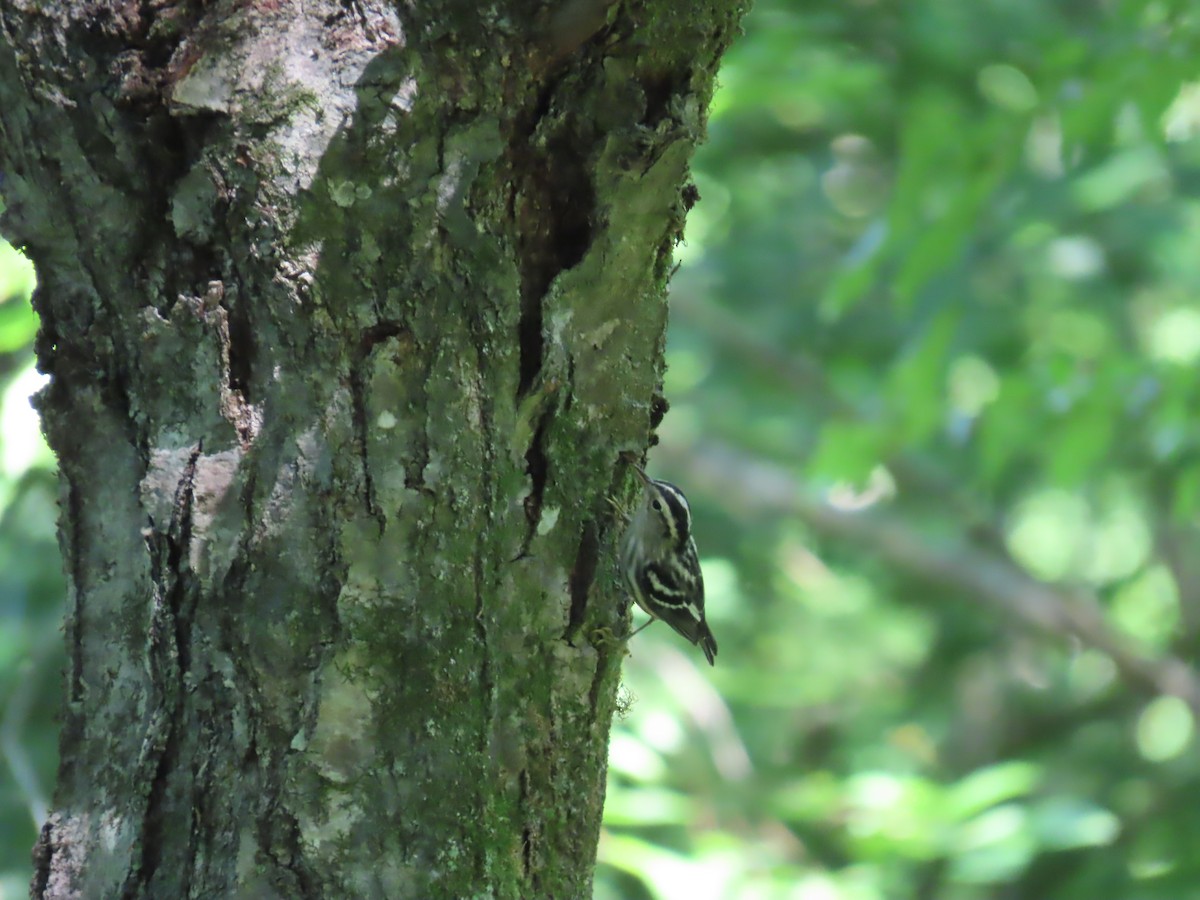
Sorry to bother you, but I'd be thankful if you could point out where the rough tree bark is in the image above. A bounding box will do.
[0,1,747,897]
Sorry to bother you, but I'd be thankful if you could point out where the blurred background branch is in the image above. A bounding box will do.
[679,441,1200,716]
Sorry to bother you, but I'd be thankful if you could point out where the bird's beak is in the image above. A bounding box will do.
[628,463,652,486]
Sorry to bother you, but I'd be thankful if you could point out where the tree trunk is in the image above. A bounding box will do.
[0,1,747,897]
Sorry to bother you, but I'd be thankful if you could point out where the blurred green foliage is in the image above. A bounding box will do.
[597,0,1200,898]
[0,238,59,898]
[6,1,1200,897]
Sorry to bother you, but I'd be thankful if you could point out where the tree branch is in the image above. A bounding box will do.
[677,442,1200,716]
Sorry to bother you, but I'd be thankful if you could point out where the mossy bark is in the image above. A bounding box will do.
[0,1,747,897]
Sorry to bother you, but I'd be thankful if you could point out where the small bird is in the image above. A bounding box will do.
[619,464,718,665]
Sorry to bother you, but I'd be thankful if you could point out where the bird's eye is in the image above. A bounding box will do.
[651,499,662,511]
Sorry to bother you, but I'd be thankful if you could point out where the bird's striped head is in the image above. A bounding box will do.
[631,466,693,552]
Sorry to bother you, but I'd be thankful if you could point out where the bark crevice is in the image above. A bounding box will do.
[351,320,408,526]
[128,443,201,897]
[565,519,601,643]
[510,79,599,399]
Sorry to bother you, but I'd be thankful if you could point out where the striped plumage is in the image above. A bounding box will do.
[619,465,718,665]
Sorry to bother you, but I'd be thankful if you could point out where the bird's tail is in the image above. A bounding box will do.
[696,622,718,666]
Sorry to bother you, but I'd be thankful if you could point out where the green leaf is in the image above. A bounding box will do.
[0,296,39,353]
[1030,797,1121,850]
[885,310,959,443]
[0,240,37,307]
[944,762,1042,824]
[808,420,885,486]
[602,786,695,827]
[949,805,1036,884]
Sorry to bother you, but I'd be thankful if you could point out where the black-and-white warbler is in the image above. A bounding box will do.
[619,464,718,666]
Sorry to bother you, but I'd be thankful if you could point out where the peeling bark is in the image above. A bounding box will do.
[0,1,748,896]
